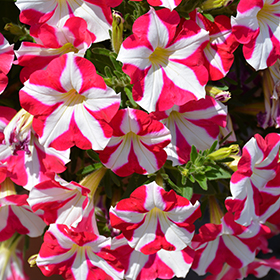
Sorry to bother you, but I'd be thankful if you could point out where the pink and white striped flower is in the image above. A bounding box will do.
[151,95,227,166]
[28,176,95,231]
[0,33,14,94]
[225,133,280,226]
[0,108,70,190]
[20,53,121,151]
[36,224,124,280]
[0,178,46,242]
[130,0,182,10]
[117,8,209,112]
[110,182,201,255]
[111,234,195,280]
[98,108,171,177]
[190,11,239,81]
[16,0,122,42]
[191,212,270,276]
[204,257,280,280]
[232,0,280,70]
[15,17,92,82]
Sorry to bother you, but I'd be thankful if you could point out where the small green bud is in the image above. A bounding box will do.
[111,11,124,54]
[200,0,233,11]
[208,144,239,161]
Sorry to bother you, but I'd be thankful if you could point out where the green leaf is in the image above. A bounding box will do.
[77,163,103,175]
[205,164,232,180]
[86,150,100,161]
[109,170,121,187]
[203,13,214,22]
[190,145,198,163]
[193,173,208,190]
[104,66,113,78]
[181,186,193,200]
[209,140,218,154]
[124,87,138,108]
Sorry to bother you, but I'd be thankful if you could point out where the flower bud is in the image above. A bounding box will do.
[208,144,239,161]
[206,85,231,102]
[200,0,233,11]
[111,11,124,54]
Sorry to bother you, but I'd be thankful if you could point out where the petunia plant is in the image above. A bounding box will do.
[1,0,280,280]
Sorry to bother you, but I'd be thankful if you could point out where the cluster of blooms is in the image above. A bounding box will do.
[1,0,280,279]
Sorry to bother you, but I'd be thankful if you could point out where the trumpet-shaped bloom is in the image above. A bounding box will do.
[117,8,209,112]
[28,176,96,232]
[190,11,239,81]
[111,234,195,280]
[110,182,201,255]
[225,133,280,226]
[151,95,227,166]
[15,17,92,82]
[0,33,14,94]
[16,0,122,42]
[98,108,171,177]
[130,0,182,10]
[36,224,124,280]
[0,108,70,190]
[232,0,280,70]
[0,178,46,242]
[20,53,120,151]
[204,257,280,280]
[191,213,270,276]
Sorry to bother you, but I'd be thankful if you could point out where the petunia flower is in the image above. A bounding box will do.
[151,95,227,166]
[191,212,270,276]
[36,224,124,280]
[130,0,182,10]
[15,0,122,42]
[20,53,121,151]
[0,177,46,242]
[98,108,171,177]
[110,182,201,255]
[117,7,209,112]
[0,33,14,94]
[225,133,280,226]
[232,0,280,70]
[28,167,107,233]
[0,108,70,190]
[15,16,92,83]
[190,10,239,81]
[111,233,195,280]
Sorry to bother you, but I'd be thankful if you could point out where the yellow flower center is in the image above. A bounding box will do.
[149,47,171,67]
[64,88,85,106]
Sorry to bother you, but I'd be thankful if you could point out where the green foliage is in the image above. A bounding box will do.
[163,141,233,200]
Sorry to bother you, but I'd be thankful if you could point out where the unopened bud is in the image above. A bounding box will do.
[200,0,233,11]
[4,23,33,41]
[206,86,231,102]
[111,11,124,54]
[208,144,239,161]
